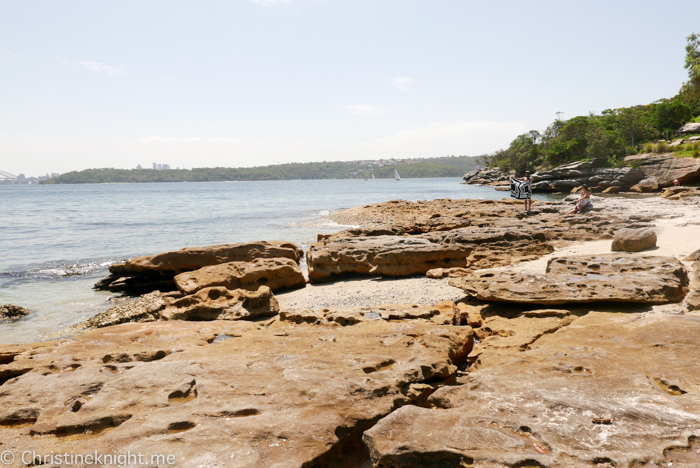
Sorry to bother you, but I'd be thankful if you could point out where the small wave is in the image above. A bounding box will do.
[5,259,122,280]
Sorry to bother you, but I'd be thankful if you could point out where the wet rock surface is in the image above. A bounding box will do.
[0,316,472,468]
[449,254,689,305]
[0,304,30,322]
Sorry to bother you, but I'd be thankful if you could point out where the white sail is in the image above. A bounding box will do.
[372,174,375,179]
[394,169,401,180]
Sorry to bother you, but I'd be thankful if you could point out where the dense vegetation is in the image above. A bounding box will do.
[43,156,478,184]
[482,33,700,174]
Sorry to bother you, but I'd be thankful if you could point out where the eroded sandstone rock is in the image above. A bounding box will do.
[530,162,644,193]
[307,236,474,283]
[611,228,657,252]
[174,257,305,295]
[72,286,279,331]
[0,318,472,468]
[630,176,659,192]
[280,301,459,327]
[449,255,688,305]
[112,241,303,275]
[96,241,304,295]
[363,310,700,467]
[624,152,700,186]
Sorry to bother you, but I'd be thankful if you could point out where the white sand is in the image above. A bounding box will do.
[276,276,465,310]
[493,197,700,276]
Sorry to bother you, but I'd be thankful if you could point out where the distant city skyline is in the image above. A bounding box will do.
[2,1,700,177]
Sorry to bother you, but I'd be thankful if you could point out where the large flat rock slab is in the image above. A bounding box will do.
[364,311,700,467]
[97,241,304,295]
[0,318,472,468]
[624,152,700,186]
[450,255,688,305]
[111,241,303,275]
[174,257,305,294]
[307,235,474,283]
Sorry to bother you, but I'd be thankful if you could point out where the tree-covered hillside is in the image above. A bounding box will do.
[42,156,478,184]
[482,33,700,174]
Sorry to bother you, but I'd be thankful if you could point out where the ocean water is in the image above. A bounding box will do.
[0,178,551,344]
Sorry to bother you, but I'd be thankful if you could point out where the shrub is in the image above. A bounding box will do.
[654,141,669,153]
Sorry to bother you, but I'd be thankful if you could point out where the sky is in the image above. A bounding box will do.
[1,0,699,177]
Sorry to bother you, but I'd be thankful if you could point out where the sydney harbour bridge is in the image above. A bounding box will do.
[0,170,19,181]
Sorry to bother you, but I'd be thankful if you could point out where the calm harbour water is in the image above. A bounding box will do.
[0,178,552,344]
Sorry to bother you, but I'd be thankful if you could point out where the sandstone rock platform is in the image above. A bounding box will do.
[0,315,472,468]
[449,254,689,305]
[364,307,700,467]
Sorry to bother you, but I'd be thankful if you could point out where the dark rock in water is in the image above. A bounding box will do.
[611,228,657,252]
[93,273,178,294]
[0,304,30,321]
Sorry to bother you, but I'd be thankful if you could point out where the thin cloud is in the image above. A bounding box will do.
[391,77,414,92]
[347,105,385,116]
[0,49,21,59]
[80,61,126,76]
[250,0,294,6]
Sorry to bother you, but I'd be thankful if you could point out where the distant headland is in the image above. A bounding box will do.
[37,155,478,185]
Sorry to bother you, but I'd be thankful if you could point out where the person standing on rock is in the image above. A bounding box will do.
[516,171,533,211]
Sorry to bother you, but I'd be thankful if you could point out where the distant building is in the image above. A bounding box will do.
[51,173,59,178]
[151,163,170,170]
[136,165,142,170]
[153,163,157,170]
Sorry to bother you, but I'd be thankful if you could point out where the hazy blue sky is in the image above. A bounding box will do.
[1,0,699,176]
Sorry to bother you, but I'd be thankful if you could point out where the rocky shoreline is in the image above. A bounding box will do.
[2,192,700,467]
[463,152,700,195]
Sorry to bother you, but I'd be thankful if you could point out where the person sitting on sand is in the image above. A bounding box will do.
[568,185,591,214]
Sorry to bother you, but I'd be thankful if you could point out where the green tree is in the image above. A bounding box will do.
[679,33,700,116]
[685,33,700,80]
[653,100,694,136]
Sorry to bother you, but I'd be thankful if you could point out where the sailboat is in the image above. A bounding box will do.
[394,169,401,181]
[372,174,375,179]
